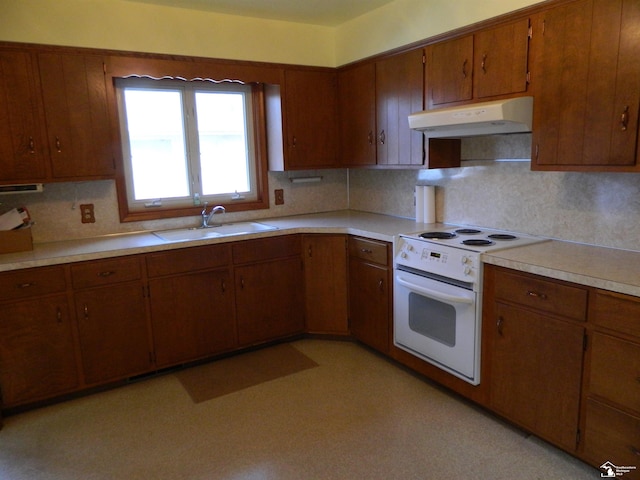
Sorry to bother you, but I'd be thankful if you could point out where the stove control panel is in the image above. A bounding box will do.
[396,236,480,284]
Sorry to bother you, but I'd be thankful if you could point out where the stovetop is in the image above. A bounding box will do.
[395,225,549,285]
[401,224,548,253]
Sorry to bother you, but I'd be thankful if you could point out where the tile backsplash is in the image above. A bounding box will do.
[2,134,639,252]
[2,169,348,243]
[349,135,640,252]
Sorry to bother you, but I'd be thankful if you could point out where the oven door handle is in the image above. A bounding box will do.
[395,275,474,304]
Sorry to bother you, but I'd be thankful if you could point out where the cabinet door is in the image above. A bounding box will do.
[532,0,640,169]
[0,50,48,182]
[348,259,390,354]
[490,302,584,451]
[149,269,236,368]
[426,36,473,107]
[376,49,424,166]
[235,257,304,346]
[0,296,78,406]
[473,19,530,99]
[75,282,151,384]
[338,62,377,166]
[38,52,115,179]
[303,235,348,335]
[283,69,338,169]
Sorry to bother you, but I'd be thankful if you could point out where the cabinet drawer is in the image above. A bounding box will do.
[146,244,231,277]
[348,237,389,266]
[591,290,640,339]
[583,399,640,470]
[493,269,587,321]
[0,266,67,302]
[590,332,640,412]
[232,235,301,264]
[71,257,141,289]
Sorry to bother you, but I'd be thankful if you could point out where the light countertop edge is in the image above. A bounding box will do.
[482,240,640,298]
[0,211,421,273]
[1,210,639,298]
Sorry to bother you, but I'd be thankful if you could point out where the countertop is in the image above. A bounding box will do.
[482,240,640,298]
[1,209,638,298]
[0,211,420,272]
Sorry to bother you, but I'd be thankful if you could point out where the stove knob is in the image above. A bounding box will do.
[406,244,414,252]
[464,266,472,276]
[401,252,408,259]
[461,256,469,265]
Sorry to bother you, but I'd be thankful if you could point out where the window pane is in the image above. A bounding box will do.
[195,91,250,195]
[123,89,190,200]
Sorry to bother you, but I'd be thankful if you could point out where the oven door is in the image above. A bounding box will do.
[394,267,480,385]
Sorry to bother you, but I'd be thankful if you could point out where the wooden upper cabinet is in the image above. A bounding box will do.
[426,19,530,109]
[473,19,530,99]
[338,62,377,166]
[38,52,115,179]
[375,49,425,166]
[427,36,473,107]
[531,0,640,171]
[0,50,48,183]
[282,69,338,169]
[267,68,338,170]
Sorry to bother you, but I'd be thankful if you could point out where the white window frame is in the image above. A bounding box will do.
[115,77,261,213]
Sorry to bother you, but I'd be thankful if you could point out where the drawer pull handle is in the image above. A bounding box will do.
[497,316,504,336]
[98,271,115,277]
[631,446,640,457]
[361,248,373,254]
[621,105,629,131]
[55,136,62,152]
[17,282,35,288]
[527,290,547,300]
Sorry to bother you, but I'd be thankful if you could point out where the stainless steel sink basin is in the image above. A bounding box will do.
[153,222,278,242]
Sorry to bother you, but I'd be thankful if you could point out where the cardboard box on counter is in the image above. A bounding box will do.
[0,227,33,254]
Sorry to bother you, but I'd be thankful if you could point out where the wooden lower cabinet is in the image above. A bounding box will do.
[149,269,236,367]
[348,237,391,354]
[235,257,304,346]
[484,265,587,452]
[74,282,151,385]
[0,295,79,407]
[581,290,640,477]
[233,235,305,346]
[489,302,584,451]
[303,234,349,335]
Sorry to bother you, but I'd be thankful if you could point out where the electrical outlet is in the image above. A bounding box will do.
[80,204,95,223]
[274,189,284,205]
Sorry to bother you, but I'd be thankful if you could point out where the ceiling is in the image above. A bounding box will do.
[124,0,396,26]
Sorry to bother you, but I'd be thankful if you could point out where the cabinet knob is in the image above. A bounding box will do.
[368,131,374,145]
[28,136,35,154]
[481,54,487,73]
[55,136,62,153]
[497,316,504,336]
[379,130,386,145]
[462,59,468,79]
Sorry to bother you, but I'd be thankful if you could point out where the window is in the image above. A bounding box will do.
[115,78,268,220]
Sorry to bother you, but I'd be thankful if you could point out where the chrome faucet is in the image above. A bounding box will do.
[201,202,226,227]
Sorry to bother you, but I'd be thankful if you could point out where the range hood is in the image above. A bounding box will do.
[408,97,533,138]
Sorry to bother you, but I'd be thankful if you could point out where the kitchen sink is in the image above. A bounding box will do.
[153,222,278,242]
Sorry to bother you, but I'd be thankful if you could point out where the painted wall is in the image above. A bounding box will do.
[0,0,545,67]
[335,0,544,65]
[0,0,335,66]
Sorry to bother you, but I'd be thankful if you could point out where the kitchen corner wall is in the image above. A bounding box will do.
[3,170,348,243]
[349,134,640,253]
